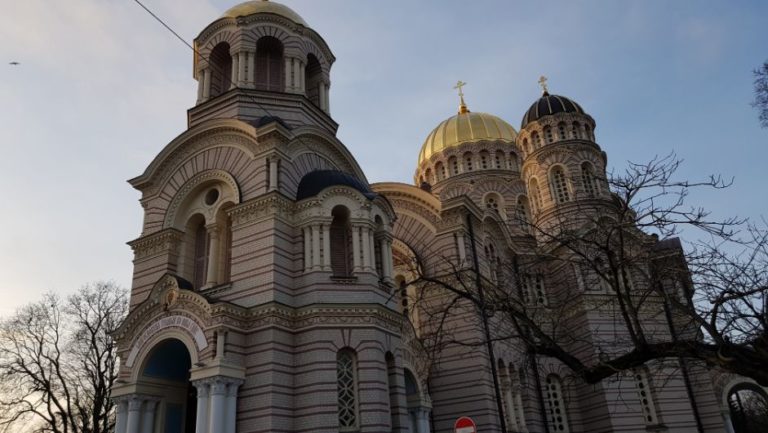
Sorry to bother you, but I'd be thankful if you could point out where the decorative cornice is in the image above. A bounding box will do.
[226,192,295,226]
[127,228,184,260]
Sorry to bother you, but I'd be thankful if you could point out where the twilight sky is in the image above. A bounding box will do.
[0,0,766,315]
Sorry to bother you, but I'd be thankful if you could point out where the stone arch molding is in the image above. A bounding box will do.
[125,314,208,370]
[720,376,768,407]
[163,169,241,229]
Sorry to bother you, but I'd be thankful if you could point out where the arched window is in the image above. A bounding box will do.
[571,122,582,139]
[330,206,352,277]
[255,37,283,92]
[495,151,505,169]
[435,162,445,181]
[305,53,323,106]
[557,123,567,141]
[464,152,474,171]
[190,216,209,290]
[546,375,570,432]
[508,152,519,171]
[550,166,571,203]
[516,196,531,228]
[509,365,527,431]
[480,151,489,169]
[522,273,547,305]
[583,124,592,141]
[581,162,598,198]
[531,132,541,149]
[337,350,358,430]
[209,42,232,97]
[633,368,659,425]
[449,156,459,175]
[544,126,554,144]
[529,178,543,213]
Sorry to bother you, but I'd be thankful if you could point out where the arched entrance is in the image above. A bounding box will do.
[139,339,196,433]
[404,369,431,433]
[728,383,768,433]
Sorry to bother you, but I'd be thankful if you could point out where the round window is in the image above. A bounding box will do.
[204,188,220,206]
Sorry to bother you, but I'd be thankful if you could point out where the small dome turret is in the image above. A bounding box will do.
[521,93,586,129]
[222,0,308,26]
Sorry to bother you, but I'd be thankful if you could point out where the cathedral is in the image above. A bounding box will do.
[110,2,762,433]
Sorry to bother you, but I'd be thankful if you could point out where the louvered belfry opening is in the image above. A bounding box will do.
[330,206,352,277]
[208,42,232,97]
[255,36,284,91]
[305,54,322,106]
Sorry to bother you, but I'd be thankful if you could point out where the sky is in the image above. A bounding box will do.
[0,0,766,316]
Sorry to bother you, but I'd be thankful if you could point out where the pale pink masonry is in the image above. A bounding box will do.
[110,2,762,433]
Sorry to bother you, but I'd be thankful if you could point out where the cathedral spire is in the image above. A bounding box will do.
[454,80,470,114]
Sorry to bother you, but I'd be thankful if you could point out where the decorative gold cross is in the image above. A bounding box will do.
[454,80,467,98]
[538,75,549,94]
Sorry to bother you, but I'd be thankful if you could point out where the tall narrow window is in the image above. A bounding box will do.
[571,122,582,139]
[255,37,283,91]
[557,123,567,141]
[208,43,232,97]
[509,366,526,431]
[516,196,531,228]
[331,206,352,277]
[508,152,518,171]
[192,221,208,289]
[435,162,445,181]
[449,156,459,175]
[584,124,592,141]
[531,132,541,149]
[305,54,323,107]
[545,375,570,432]
[633,368,659,425]
[529,178,543,213]
[550,166,571,203]
[523,138,531,154]
[337,350,358,430]
[464,153,474,171]
[524,273,547,305]
[581,162,598,198]
[544,126,554,144]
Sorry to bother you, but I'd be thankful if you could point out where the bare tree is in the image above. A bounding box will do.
[0,282,128,433]
[402,154,768,387]
[754,60,768,128]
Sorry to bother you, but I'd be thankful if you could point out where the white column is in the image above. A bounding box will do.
[352,226,361,273]
[224,381,242,433]
[216,330,226,359]
[194,382,210,433]
[268,158,279,192]
[141,400,157,433]
[238,52,246,87]
[322,224,331,271]
[293,58,301,93]
[361,227,371,271]
[202,69,211,99]
[299,61,306,92]
[324,83,330,112]
[230,53,239,90]
[284,57,292,91]
[722,411,736,433]
[318,82,326,111]
[312,224,321,271]
[369,231,377,274]
[385,240,394,280]
[303,226,312,272]
[208,381,227,433]
[205,224,220,287]
[247,51,255,87]
[115,400,128,433]
[456,232,467,264]
[125,398,142,433]
[515,391,527,432]
[197,74,204,103]
[416,409,430,433]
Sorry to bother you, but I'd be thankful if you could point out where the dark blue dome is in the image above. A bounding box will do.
[296,170,376,200]
[521,93,586,128]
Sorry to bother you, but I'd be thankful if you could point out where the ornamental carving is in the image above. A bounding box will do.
[227,194,295,226]
[128,228,184,260]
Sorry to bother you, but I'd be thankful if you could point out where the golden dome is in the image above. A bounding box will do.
[418,110,518,165]
[222,1,308,26]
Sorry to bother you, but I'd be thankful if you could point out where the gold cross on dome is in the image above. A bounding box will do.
[454,80,467,98]
[538,75,549,94]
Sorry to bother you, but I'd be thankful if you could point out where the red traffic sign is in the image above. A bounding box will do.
[454,416,477,433]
